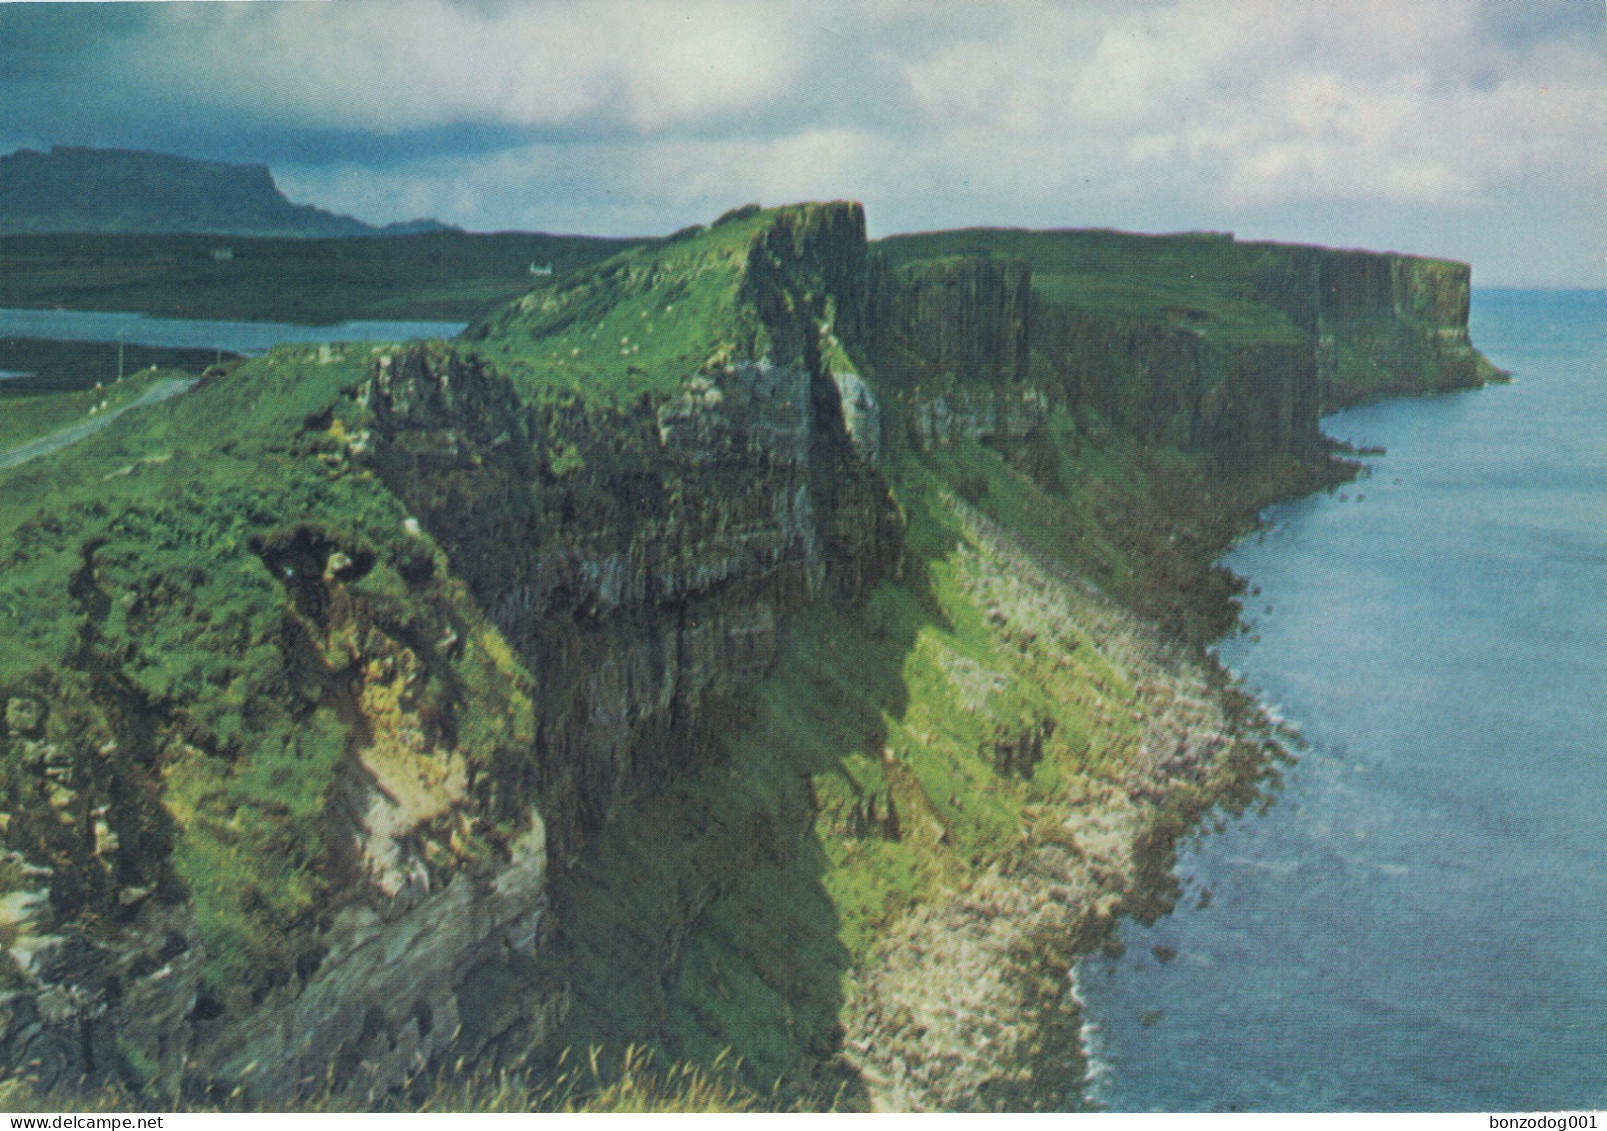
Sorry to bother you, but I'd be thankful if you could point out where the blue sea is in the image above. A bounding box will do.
[1077,290,1607,1112]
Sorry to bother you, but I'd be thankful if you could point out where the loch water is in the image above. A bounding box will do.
[0,307,467,356]
[1077,289,1607,1112]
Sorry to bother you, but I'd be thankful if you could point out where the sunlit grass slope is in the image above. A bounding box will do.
[461,206,778,403]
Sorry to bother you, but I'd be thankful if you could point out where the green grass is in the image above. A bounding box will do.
[460,207,778,404]
[0,231,641,324]
[0,338,540,1006]
[877,227,1309,344]
[0,338,232,397]
[0,1045,768,1113]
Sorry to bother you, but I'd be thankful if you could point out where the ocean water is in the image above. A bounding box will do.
[1077,289,1607,1112]
[0,307,466,356]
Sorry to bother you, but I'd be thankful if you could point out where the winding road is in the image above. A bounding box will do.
[0,377,196,473]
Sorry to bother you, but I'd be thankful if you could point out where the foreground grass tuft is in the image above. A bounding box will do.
[0,1046,766,1113]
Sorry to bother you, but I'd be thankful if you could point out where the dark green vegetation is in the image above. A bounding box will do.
[0,339,541,1007]
[0,147,450,239]
[879,225,1508,413]
[0,230,640,324]
[0,203,1501,1110]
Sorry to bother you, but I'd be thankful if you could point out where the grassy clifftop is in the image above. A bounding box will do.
[0,341,543,1016]
[0,204,1499,1110]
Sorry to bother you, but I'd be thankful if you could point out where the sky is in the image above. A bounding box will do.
[1,0,1602,287]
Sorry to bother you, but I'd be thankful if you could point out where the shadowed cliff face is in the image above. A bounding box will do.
[878,262,1323,466]
[356,208,902,872]
[1249,245,1504,408]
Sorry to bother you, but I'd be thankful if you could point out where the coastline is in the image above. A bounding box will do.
[841,495,1293,1111]
[1008,330,1522,1112]
[1067,296,1606,1111]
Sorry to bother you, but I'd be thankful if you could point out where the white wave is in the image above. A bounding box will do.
[1070,961,1116,1108]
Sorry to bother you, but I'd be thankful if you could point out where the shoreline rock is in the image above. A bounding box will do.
[841,497,1286,1112]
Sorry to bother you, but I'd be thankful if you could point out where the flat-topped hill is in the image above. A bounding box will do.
[0,146,449,238]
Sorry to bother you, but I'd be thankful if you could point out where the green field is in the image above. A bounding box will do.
[0,230,642,324]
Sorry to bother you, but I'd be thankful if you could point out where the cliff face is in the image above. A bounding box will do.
[1250,245,1504,408]
[356,339,899,871]
[878,263,1322,464]
[0,204,1501,1109]
[875,227,1503,467]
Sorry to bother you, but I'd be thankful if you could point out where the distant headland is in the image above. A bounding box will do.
[0,146,454,238]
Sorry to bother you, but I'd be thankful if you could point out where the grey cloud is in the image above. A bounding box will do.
[0,5,149,80]
[1475,0,1606,49]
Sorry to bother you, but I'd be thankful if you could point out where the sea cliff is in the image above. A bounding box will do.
[0,204,1501,1109]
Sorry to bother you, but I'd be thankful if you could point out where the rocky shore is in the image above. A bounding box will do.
[842,497,1283,1111]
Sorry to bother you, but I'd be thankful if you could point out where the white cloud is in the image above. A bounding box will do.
[619,5,807,132]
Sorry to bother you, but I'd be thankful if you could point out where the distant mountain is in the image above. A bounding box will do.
[0,146,457,237]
